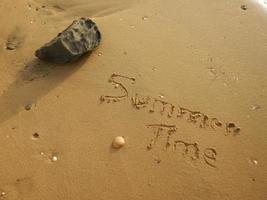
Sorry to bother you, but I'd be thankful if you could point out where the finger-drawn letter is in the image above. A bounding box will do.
[203,148,217,168]
[146,124,177,150]
[173,140,200,160]
[131,93,151,109]
[100,74,135,103]
[149,99,175,118]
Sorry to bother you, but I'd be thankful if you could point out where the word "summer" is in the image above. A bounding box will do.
[100,74,241,136]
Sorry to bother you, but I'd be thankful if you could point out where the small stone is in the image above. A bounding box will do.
[112,136,126,149]
[50,153,59,162]
[25,103,32,111]
[152,67,157,71]
[0,191,6,197]
[35,18,101,64]
[142,16,149,21]
[241,5,248,10]
[32,133,40,139]
[249,158,258,166]
[114,84,119,88]
[251,104,261,111]
[52,156,58,162]
[159,94,164,99]
[252,159,258,165]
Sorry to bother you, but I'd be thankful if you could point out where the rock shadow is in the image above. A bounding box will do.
[0,54,90,125]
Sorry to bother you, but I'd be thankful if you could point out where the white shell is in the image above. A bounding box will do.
[112,136,126,149]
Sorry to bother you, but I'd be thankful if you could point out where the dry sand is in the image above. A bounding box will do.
[0,0,267,199]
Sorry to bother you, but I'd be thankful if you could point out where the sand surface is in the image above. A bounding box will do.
[0,0,267,199]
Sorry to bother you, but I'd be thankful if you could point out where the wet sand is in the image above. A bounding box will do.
[0,0,267,199]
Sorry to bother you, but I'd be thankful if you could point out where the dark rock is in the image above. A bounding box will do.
[35,18,101,64]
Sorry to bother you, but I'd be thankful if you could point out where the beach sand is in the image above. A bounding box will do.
[0,0,266,199]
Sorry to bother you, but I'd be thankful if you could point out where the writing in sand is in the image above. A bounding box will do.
[100,74,241,168]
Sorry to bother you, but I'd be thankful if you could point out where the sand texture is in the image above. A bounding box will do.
[0,0,266,199]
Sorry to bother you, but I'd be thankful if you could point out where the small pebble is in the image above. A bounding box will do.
[251,104,261,111]
[249,158,258,165]
[152,66,157,71]
[27,4,32,9]
[25,103,32,111]
[0,191,6,197]
[32,133,40,140]
[112,136,126,149]
[142,16,149,21]
[241,5,248,10]
[159,94,164,99]
[50,153,59,162]
[252,159,258,165]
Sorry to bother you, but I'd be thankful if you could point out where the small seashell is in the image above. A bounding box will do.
[112,136,126,149]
